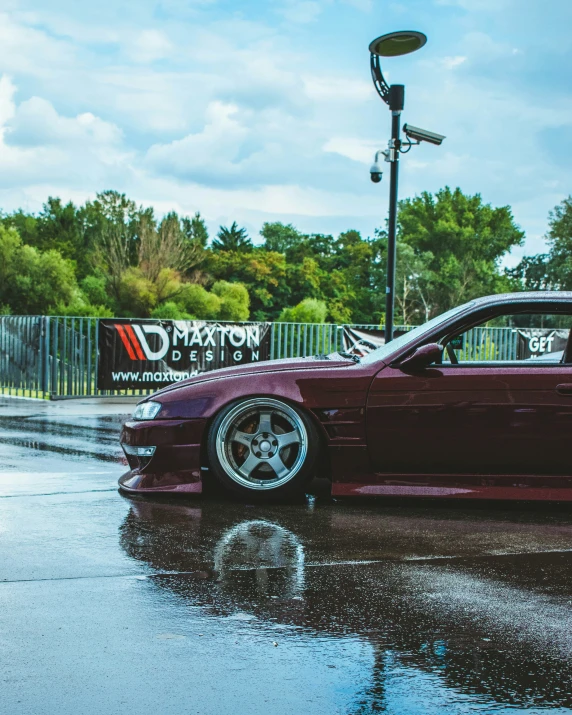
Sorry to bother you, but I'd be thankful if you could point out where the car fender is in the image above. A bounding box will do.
[155,364,377,418]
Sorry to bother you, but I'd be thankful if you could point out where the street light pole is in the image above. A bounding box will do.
[385,84,404,343]
[368,32,444,342]
[368,31,426,342]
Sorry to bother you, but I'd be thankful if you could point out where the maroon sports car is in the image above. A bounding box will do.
[119,292,572,501]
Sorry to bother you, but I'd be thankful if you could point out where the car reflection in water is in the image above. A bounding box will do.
[119,497,572,712]
[214,519,305,600]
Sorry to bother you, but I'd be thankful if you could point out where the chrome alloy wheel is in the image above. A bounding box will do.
[215,398,308,491]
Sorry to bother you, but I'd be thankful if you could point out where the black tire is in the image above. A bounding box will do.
[206,397,321,500]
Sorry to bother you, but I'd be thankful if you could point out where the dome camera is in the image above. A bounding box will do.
[370,162,383,183]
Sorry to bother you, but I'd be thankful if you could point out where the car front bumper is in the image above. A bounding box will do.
[118,418,207,494]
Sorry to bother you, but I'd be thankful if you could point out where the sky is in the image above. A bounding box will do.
[0,0,571,262]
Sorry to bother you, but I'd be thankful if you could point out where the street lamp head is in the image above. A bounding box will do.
[369,31,427,105]
[369,31,427,58]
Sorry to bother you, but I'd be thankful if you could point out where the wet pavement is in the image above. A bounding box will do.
[1,397,572,714]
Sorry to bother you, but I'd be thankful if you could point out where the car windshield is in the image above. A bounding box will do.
[360,301,476,364]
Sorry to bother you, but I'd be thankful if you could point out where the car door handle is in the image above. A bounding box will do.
[556,384,572,395]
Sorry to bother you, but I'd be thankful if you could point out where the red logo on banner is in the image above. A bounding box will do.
[114,324,145,361]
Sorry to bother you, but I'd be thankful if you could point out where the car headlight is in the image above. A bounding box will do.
[133,401,162,420]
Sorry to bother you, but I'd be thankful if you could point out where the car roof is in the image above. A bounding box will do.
[469,291,572,308]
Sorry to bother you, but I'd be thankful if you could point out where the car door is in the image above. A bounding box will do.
[366,355,572,478]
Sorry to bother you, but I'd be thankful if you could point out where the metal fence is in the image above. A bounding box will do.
[0,316,47,398]
[456,326,520,362]
[0,315,523,400]
[0,316,99,399]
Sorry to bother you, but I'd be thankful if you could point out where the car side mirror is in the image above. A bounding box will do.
[398,343,443,371]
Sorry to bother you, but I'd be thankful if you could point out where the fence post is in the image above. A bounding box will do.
[42,316,50,398]
[95,318,100,396]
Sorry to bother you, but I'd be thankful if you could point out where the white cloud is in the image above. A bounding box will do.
[302,75,372,103]
[1,0,572,253]
[126,30,173,63]
[0,76,129,189]
[323,137,379,164]
[0,74,15,130]
[341,0,372,10]
[0,12,75,76]
[441,56,467,70]
[0,74,379,237]
[157,0,219,13]
[435,0,510,8]
[129,175,381,221]
[146,101,249,178]
[278,1,323,23]
[9,96,123,147]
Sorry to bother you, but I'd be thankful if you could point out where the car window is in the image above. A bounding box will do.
[441,313,572,365]
[360,302,476,364]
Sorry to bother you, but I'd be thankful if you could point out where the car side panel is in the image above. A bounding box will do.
[119,364,378,494]
[366,364,572,475]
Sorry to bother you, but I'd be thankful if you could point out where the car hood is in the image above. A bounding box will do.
[151,354,354,399]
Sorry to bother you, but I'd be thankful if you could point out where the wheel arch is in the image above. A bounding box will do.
[200,393,331,481]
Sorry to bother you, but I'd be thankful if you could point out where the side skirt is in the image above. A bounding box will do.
[329,445,572,501]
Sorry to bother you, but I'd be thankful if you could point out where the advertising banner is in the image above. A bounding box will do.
[97,319,271,390]
[516,328,569,360]
[341,326,408,356]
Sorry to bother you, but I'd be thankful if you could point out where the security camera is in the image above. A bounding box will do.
[403,123,445,146]
[370,161,383,183]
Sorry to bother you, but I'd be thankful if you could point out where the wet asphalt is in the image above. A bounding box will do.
[1,398,572,714]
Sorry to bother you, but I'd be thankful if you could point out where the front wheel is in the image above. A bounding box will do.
[206,398,320,499]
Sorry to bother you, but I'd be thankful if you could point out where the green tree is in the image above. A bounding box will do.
[138,212,204,283]
[175,283,222,319]
[36,198,82,260]
[398,187,524,317]
[0,225,78,314]
[2,199,95,277]
[0,186,528,322]
[88,191,141,299]
[2,209,39,248]
[373,237,436,325]
[55,293,114,318]
[507,254,553,291]
[547,197,572,282]
[260,222,304,253]
[279,298,328,323]
[394,242,436,324]
[182,212,209,248]
[259,224,387,323]
[513,197,572,291]
[277,229,385,323]
[117,267,158,317]
[205,248,288,320]
[329,230,385,323]
[3,199,79,257]
[80,273,115,310]
[212,281,250,321]
[151,301,192,320]
[212,222,252,252]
